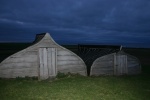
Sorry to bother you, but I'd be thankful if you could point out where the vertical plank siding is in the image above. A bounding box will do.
[47,48,57,77]
[39,48,57,80]
[39,48,49,80]
[115,55,128,75]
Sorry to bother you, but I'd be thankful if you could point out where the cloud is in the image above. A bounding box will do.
[0,0,150,47]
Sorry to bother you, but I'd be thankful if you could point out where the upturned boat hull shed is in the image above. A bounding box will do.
[90,51,141,76]
[0,33,87,80]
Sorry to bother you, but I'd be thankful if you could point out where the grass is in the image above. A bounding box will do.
[0,74,150,100]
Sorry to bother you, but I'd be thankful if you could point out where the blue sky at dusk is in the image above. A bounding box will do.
[0,0,150,48]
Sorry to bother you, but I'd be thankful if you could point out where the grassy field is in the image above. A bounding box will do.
[0,74,150,100]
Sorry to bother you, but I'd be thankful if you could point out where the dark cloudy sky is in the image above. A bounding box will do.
[0,0,150,48]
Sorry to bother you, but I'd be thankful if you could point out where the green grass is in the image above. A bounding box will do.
[0,75,150,100]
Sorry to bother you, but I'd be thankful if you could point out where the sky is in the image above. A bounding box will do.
[0,0,150,48]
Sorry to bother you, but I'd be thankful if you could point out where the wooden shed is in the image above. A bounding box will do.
[90,51,141,76]
[0,33,87,80]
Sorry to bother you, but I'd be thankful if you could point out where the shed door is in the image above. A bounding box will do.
[115,55,127,75]
[39,48,57,80]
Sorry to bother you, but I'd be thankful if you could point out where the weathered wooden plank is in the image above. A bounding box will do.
[57,65,85,70]
[47,48,52,76]
[23,51,37,55]
[2,55,37,63]
[91,68,114,75]
[96,56,114,60]
[58,68,86,74]
[39,48,49,80]
[0,68,38,78]
[47,48,57,76]
[115,55,127,75]
[0,72,37,77]
[43,48,48,79]
[92,66,114,70]
[0,73,37,78]
[0,68,38,73]
[93,59,113,63]
[93,62,113,67]
[39,48,43,79]
[57,60,83,66]
[57,50,74,56]
[0,62,38,69]
[70,71,86,76]
[57,55,79,61]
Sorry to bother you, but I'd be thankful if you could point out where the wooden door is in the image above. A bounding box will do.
[39,48,57,80]
[115,55,127,75]
[47,48,57,77]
